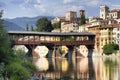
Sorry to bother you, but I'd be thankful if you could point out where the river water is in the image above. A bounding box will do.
[30,56,120,80]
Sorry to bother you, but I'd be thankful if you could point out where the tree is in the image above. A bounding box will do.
[26,24,29,31]
[52,21,61,29]
[6,50,37,80]
[80,14,86,25]
[31,26,34,31]
[0,10,13,63]
[0,10,37,80]
[36,17,53,32]
[103,43,119,55]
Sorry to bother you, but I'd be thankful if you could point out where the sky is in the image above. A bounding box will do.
[0,0,120,19]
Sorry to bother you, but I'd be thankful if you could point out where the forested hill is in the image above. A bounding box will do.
[3,20,25,31]
[4,16,54,30]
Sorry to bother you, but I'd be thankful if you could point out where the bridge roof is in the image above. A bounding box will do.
[8,31,95,36]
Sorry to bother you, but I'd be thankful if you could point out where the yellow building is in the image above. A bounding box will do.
[99,24,116,53]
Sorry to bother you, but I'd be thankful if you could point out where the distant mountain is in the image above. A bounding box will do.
[5,16,54,30]
[3,20,25,31]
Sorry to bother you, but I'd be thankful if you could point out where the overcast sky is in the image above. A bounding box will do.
[0,0,120,19]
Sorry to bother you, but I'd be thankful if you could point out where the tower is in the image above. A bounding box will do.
[80,10,85,17]
[79,10,86,25]
[65,11,77,22]
[100,5,109,19]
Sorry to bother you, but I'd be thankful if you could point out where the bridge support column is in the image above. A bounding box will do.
[72,46,84,58]
[52,46,61,58]
[25,45,38,57]
[46,45,54,58]
[86,45,94,57]
[65,46,74,61]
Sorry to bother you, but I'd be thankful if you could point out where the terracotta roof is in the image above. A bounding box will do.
[57,17,65,19]
[90,19,116,23]
[110,9,120,12]
[56,17,66,21]
[100,24,120,28]
[81,23,91,26]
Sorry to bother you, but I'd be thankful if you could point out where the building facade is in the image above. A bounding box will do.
[100,5,120,19]
[65,11,77,22]
[100,5,109,19]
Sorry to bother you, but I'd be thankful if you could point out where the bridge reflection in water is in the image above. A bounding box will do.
[32,56,95,80]
[31,56,120,80]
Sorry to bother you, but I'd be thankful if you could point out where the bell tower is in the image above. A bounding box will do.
[100,5,109,19]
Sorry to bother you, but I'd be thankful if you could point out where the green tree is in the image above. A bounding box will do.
[26,24,29,31]
[31,26,34,31]
[52,21,61,29]
[6,50,37,80]
[0,10,13,63]
[80,14,86,25]
[0,10,15,79]
[0,10,37,80]
[36,17,53,32]
[103,43,119,55]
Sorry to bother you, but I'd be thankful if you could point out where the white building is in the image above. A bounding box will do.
[113,24,120,55]
[100,5,120,19]
[100,5,109,19]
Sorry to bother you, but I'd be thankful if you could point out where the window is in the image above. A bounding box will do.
[102,14,103,17]
[117,28,119,31]
[117,34,119,38]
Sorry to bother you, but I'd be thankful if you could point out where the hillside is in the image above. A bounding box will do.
[5,16,54,30]
[3,20,25,31]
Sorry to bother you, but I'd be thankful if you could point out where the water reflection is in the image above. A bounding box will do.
[32,57,120,80]
[33,58,49,71]
[102,57,120,80]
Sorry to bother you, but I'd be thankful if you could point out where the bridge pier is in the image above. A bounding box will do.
[86,45,94,57]
[52,46,61,58]
[46,45,61,58]
[25,45,38,57]
[46,45,54,58]
[65,46,74,62]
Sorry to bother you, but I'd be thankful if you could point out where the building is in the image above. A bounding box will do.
[113,24,120,55]
[108,9,120,19]
[99,23,120,53]
[65,11,77,22]
[51,17,65,24]
[80,10,85,16]
[100,5,120,19]
[88,24,101,55]
[100,5,109,19]
[61,23,77,32]
[51,10,82,32]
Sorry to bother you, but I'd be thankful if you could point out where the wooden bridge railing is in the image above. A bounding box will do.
[11,40,95,46]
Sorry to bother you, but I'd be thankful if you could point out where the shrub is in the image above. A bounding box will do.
[103,43,119,55]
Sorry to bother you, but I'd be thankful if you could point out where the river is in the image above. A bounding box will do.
[30,56,120,80]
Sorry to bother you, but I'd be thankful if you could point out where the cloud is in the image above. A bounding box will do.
[19,0,46,16]
[87,0,99,6]
[34,4,46,13]
[63,0,74,4]
[10,0,24,4]
[63,0,100,7]
[53,4,84,17]
[111,4,120,9]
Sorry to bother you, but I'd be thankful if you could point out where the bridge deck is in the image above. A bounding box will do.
[8,31,95,46]
[8,31,95,36]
